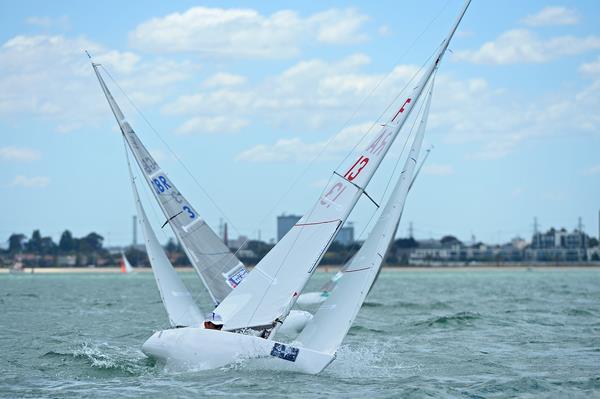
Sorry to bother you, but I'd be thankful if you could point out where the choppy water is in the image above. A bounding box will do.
[1,268,599,398]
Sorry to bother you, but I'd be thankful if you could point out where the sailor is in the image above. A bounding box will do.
[204,312,224,330]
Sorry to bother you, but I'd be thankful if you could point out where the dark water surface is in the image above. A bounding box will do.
[1,269,599,398]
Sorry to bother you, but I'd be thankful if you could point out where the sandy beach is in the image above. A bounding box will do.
[3,265,599,274]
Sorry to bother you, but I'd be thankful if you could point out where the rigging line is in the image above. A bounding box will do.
[379,72,436,206]
[100,65,245,242]
[227,0,453,255]
[332,0,452,172]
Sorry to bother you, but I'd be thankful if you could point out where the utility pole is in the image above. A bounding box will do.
[408,222,414,239]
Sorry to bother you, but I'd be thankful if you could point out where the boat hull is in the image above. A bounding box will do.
[142,327,334,374]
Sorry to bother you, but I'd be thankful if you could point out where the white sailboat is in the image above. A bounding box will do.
[296,77,433,355]
[119,252,135,274]
[137,0,470,373]
[93,62,312,332]
[296,147,432,306]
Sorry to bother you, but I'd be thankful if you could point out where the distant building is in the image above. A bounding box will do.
[334,223,355,246]
[527,227,590,262]
[277,214,301,242]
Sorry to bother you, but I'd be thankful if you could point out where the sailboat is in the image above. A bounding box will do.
[94,0,469,373]
[296,147,432,306]
[120,252,135,274]
[92,61,312,334]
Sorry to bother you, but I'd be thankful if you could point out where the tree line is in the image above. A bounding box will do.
[5,230,105,256]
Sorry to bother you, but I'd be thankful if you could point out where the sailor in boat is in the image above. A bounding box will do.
[203,312,224,330]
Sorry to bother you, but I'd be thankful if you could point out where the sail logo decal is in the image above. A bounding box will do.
[225,267,248,288]
[270,343,299,362]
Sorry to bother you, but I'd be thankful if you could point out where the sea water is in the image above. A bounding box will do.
[1,269,599,398]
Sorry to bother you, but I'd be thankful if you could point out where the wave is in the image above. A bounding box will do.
[42,343,153,375]
[362,300,451,310]
[414,311,481,327]
[348,325,386,334]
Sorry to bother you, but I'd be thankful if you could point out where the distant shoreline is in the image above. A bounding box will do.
[2,264,600,274]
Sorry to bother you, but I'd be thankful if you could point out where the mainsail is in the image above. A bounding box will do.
[214,0,469,333]
[296,147,432,305]
[92,65,247,305]
[126,147,204,327]
[296,77,434,354]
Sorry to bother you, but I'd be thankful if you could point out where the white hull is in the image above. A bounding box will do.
[142,327,334,374]
[296,292,327,306]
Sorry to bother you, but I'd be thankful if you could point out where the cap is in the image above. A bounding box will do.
[205,312,224,326]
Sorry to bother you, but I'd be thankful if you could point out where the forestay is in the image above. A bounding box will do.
[296,78,434,354]
[215,0,470,333]
[126,147,204,327]
[92,65,247,305]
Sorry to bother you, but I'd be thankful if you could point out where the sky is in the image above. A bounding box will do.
[1,0,599,247]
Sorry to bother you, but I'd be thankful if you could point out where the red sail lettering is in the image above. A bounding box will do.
[343,156,369,181]
[365,130,392,156]
[391,97,412,122]
[320,182,346,208]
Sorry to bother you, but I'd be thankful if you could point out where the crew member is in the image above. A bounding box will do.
[204,312,224,330]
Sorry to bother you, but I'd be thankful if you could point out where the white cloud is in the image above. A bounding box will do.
[0,34,198,132]
[580,55,600,76]
[583,164,600,176]
[207,45,598,163]
[162,53,416,134]
[313,9,369,45]
[203,72,246,88]
[423,163,453,176]
[129,7,369,58]
[236,122,373,162]
[0,146,40,161]
[454,29,600,64]
[378,25,391,37]
[26,15,70,30]
[11,175,50,188]
[521,6,579,27]
[176,116,249,135]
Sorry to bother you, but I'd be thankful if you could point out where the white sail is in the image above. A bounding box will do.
[126,147,204,327]
[120,252,134,273]
[92,65,247,305]
[296,147,432,306]
[215,0,468,333]
[296,78,434,354]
